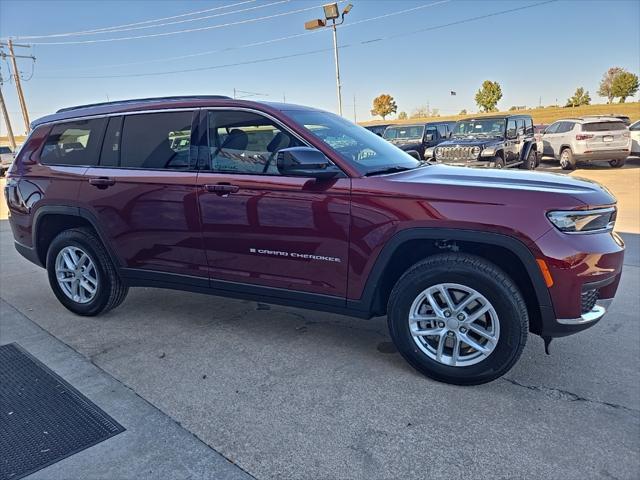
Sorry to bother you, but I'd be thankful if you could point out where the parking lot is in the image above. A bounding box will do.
[1,159,639,479]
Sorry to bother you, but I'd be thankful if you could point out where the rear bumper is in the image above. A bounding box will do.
[14,241,43,268]
[573,149,630,162]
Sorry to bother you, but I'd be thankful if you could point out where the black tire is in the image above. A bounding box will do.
[46,227,128,316]
[492,156,505,169]
[609,158,625,168]
[387,253,528,385]
[520,148,537,170]
[559,148,576,170]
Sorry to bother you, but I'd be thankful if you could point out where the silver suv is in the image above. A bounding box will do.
[540,116,630,169]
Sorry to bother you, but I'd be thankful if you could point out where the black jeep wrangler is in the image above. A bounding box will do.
[424,114,538,169]
[382,121,455,160]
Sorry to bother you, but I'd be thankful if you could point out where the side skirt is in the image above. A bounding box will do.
[119,268,373,319]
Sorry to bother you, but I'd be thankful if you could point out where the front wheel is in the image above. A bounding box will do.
[46,227,128,316]
[521,149,537,170]
[387,253,528,385]
[491,156,505,169]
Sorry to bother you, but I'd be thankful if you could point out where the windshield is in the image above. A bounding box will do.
[453,119,506,137]
[383,125,425,140]
[285,110,420,174]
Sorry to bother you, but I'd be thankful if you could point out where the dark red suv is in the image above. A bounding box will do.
[4,96,625,384]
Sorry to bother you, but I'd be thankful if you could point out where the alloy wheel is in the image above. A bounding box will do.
[408,283,500,367]
[55,246,99,304]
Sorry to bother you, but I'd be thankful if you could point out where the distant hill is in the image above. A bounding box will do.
[360,102,640,127]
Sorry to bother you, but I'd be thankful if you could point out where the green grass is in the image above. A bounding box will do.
[361,102,640,127]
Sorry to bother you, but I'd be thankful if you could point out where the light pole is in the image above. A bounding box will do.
[305,3,353,116]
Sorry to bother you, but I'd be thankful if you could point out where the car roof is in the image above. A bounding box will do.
[457,114,530,121]
[557,116,627,124]
[30,96,321,128]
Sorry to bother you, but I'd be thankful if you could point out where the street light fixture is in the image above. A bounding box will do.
[305,3,353,116]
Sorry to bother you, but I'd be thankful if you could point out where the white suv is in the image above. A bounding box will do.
[630,120,640,157]
[540,117,631,169]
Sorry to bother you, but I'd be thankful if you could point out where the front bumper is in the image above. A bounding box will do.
[532,229,624,338]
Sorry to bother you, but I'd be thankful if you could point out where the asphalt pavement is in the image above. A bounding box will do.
[0,161,638,479]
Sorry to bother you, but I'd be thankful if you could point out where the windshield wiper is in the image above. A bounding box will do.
[364,166,414,176]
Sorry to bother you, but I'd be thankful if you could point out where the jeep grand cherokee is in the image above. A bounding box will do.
[4,96,624,385]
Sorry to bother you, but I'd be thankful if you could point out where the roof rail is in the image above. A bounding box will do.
[56,95,232,113]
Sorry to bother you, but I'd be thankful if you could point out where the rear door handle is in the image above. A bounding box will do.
[203,183,240,196]
[88,177,116,189]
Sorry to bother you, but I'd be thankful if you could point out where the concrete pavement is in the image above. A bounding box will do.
[0,161,639,479]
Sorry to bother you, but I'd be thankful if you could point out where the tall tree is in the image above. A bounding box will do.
[611,71,639,103]
[475,80,502,112]
[370,94,397,120]
[597,67,625,103]
[565,87,591,107]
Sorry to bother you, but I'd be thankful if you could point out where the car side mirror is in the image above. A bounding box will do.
[277,147,340,180]
[506,128,517,139]
[424,134,434,142]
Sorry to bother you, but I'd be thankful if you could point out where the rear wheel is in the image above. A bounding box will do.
[560,148,576,170]
[387,253,528,385]
[46,227,128,316]
[609,158,625,168]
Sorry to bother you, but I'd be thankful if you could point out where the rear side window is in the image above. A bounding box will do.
[40,118,107,166]
[120,111,194,170]
[582,121,627,132]
[556,122,575,134]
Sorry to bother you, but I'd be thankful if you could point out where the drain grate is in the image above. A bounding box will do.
[0,343,125,480]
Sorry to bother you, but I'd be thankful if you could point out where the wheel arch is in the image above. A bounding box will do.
[350,228,554,336]
[32,205,121,268]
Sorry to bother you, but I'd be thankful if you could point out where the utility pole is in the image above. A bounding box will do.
[353,94,356,123]
[6,40,33,132]
[0,82,17,150]
[330,21,343,116]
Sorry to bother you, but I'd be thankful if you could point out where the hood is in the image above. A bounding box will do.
[388,138,422,149]
[382,164,616,208]
[440,137,502,147]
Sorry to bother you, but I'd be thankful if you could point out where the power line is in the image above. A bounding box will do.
[38,0,450,73]
[37,0,556,80]
[5,0,258,40]
[27,1,290,38]
[23,2,342,45]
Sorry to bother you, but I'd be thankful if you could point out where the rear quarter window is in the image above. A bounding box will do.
[582,121,627,132]
[40,118,107,166]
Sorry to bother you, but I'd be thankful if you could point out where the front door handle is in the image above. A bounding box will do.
[203,183,240,196]
[88,177,116,189]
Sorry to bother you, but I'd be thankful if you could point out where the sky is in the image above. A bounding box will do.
[1,0,639,135]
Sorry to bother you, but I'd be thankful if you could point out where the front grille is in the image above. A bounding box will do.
[581,289,599,314]
[436,146,478,161]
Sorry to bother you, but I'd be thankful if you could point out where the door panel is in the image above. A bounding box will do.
[79,169,205,277]
[78,110,207,278]
[197,173,351,297]
[197,108,350,297]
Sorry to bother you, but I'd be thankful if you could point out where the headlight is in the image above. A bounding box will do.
[546,207,616,233]
[472,146,481,157]
[480,147,495,157]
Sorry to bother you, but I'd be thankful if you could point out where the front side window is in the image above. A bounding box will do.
[206,110,304,175]
[40,118,107,166]
[453,119,506,137]
[524,117,534,135]
[436,125,447,137]
[506,119,517,138]
[119,111,194,170]
[545,122,560,134]
[284,109,420,174]
[383,125,424,140]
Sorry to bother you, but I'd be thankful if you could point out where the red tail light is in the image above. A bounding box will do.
[575,134,594,140]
